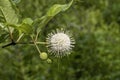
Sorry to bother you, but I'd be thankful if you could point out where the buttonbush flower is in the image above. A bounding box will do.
[46,29,75,57]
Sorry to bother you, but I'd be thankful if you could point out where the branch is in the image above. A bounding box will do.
[31,36,41,53]
[2,41,16,48]
[16,42,47,45]
[16,33,24,42]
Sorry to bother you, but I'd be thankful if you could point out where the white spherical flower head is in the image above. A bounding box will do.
[46,29,75,57]
[51,33,71,51]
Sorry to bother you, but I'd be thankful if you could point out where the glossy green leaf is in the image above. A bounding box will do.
[22,18,33,25]
[47,0,73,16]
[18,23,32,35]
[6,18,33,35]
[17,18,33,35]
[0,0,19,24]
[0,0,19,32]
[34,0,73,33]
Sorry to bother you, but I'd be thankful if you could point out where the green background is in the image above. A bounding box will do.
[0,0,120,80]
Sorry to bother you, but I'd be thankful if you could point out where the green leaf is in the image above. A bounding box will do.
[17,18,33,35]
[22,18,33,25]
[0,0,19,31]
[12,0,21,4]
[0,23,5,28]
[0,32,9,43]
[7,18,33,35]
[0,11,5,22]
[0,0,19,24]
[47,0,73,16]
[34,0,73,33]
[18,23,32,35]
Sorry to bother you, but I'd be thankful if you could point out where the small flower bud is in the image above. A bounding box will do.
[40,52,48,60]
[47,58,52,64]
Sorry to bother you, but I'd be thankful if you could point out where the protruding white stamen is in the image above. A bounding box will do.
[46,29,75,57]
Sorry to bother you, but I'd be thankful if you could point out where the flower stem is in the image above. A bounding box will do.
[16,42,47,45]
[16,33,24,42]
[31,36,41,54]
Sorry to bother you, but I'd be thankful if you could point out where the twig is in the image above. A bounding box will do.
[16,42,47,45]
[31,36,41,53]
[1,41,47,48]
[35,32,39,42]
[2,41,16,48]
[16,33,24,42]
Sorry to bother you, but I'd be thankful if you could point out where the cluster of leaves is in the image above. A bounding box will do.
[0,0,73,42]
[0,0,120,80]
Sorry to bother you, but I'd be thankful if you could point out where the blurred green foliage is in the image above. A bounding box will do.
[0,0,120,80]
